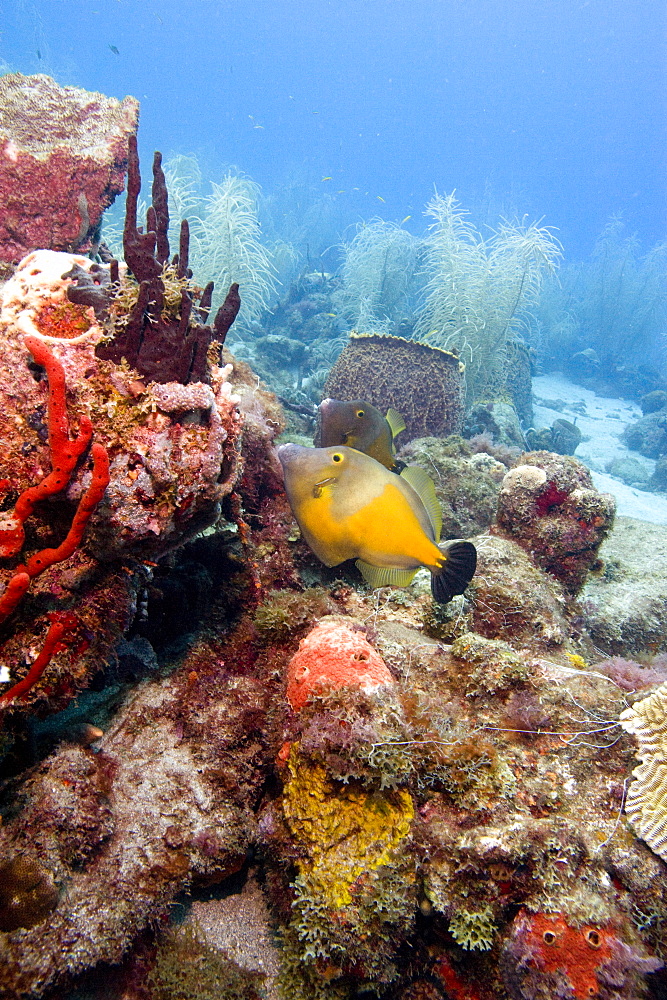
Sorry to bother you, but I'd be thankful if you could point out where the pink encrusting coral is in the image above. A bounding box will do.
[286,618,394,710]
[0,73,138,263]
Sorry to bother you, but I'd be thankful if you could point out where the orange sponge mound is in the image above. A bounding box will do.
[286,619,394,711]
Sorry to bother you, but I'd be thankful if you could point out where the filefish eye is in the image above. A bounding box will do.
[332,453,343,463]
[356,409,365,418]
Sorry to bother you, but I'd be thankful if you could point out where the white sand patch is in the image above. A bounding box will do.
[532,372,667,524]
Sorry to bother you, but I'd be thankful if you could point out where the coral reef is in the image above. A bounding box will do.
[495,451,615,593]
[461,535,573,652]
[0,139,249,719]
[0,249,242,561]
[2,128,667,1000]
[323,332,465,440]
[0,73,138,263]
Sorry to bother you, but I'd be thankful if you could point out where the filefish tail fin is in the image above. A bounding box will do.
[431,540,477,604]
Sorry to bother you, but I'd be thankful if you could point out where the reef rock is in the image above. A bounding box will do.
[0,250,244,714]
[0,250,243,560]
[0,651,268,998]
[622,409,667,459]
[398,435,506,539]
[464,535,573,653]
[495,451,615,593]
[464,400,526,450]
[0,74,138,264]
[581,516,667,656]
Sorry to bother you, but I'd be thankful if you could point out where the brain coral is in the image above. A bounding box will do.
[620,681,667,861]
[323,332,465,440]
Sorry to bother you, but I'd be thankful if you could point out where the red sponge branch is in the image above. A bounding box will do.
[20,442,110,578]
[0,335,94,562]
[0,336,111,703]
[0,612,80,706]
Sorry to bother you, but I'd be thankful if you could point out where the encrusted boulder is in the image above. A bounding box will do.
[464,400,526,450]
[0,250,243,561]
[398,435,506,538]
[0,73,138,263]
[622,409,667,459]
[580,516,667,655]
[495,452,615,593]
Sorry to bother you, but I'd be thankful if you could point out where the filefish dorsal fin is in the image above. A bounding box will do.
[385,407,406,440]
[399,465,442,542]
[356,560,418,589]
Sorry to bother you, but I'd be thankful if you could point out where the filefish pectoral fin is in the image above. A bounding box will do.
[356,560,418,590]
[431,540,477,604]
[385,408,406,439]
[399,465,443,540]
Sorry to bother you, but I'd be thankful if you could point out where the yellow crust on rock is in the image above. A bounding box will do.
[282,748,414,909]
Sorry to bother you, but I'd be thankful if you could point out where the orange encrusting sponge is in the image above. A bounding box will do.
[286,619,394,710]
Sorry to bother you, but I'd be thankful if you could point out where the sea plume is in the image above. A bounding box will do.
[414,191,561,404]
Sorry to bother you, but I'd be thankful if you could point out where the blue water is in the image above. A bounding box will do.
[1,0,665,261]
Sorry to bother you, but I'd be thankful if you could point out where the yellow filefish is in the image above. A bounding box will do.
[277,444,477,603]
[316,398,406,472]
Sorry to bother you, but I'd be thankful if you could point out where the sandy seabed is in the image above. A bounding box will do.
[532,372,667,525]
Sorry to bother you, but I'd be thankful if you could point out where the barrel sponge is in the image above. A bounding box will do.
[620,681,667,861]
[286,618,394,711]
[323,332,465,440]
